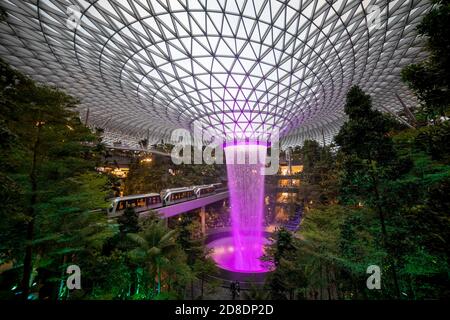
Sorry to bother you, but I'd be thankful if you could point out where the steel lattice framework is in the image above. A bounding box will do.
[0,0,432,147]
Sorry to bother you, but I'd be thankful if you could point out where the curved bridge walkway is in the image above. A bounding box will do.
[140,191,229,234]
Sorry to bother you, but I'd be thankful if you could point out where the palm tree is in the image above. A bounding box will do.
[128,222,178,296]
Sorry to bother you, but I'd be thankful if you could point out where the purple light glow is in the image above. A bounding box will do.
[214,143,268,273]
[207,236,270,273]
[222,139,271,149]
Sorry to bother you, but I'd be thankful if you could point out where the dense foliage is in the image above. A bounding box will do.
[0,0,449,301]
[263,1,450,300]
[266,86,449,299]
[124,154,225,195]
[0,60,212,300]
[401,0,450,122]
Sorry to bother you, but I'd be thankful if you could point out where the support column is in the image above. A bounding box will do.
[396,93,416,127]
[200,206,206,236]
[84,108,90,126]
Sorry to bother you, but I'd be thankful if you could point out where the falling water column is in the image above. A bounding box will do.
[224,143,267,272]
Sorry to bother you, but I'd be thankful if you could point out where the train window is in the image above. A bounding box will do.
[152,196,160,204]
[118,201,125,210]
[137,198,145,207]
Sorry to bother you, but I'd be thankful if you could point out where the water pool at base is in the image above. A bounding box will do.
[207,236,271,273]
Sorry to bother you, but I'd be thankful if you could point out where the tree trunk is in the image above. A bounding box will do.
[370,169,401,299]
[326,266,332,300]
[57,255,68,300]
[201,277,204,299]
[21,123,42,300]
[129,267,137,297]
[319,266,322,300]
[157,263,161,295]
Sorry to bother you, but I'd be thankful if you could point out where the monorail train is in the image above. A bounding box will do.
[108,193,162,217]
[211,182,227,192]
[108,183,226,217]
[193,185,216,198]
[161,187,196,206]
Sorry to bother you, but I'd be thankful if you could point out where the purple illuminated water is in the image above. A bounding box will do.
[211,144,269,273]
[208,236,270,273]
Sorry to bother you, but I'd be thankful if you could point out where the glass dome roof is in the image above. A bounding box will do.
[0,0,431,146]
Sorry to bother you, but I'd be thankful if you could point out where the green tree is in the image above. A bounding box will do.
[118,207,140,235]
[192,257,218,299]
[99,207,141,299]
[35,173,114,300]
[297,140,338,208]
[0,59,112,299]
[128,220,181,297]
[401,0,450,121]
[335,85,402,298]
[264,228,307,299]
[271,228,295,267]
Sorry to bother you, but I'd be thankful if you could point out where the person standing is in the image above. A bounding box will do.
[230,281,236,300]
